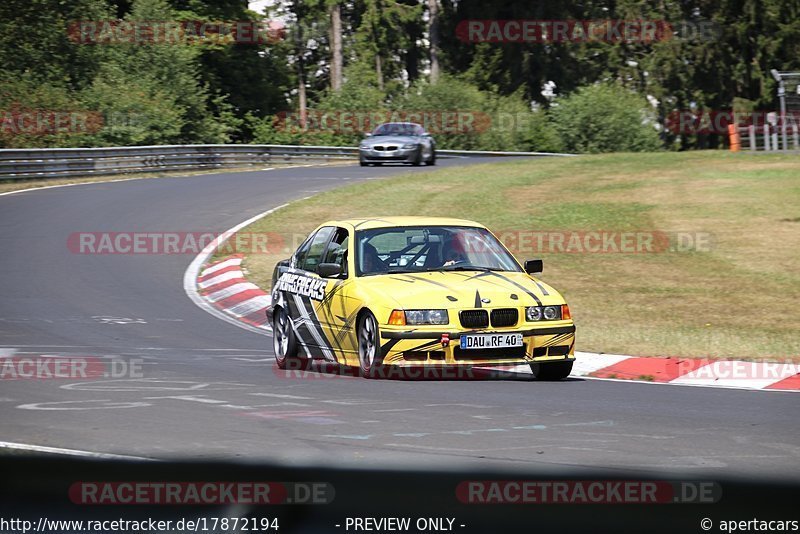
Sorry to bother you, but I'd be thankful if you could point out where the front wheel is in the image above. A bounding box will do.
[425,149,436,166]
[357,311,382,378]
[531,361,573,381]
[273,307,310,370]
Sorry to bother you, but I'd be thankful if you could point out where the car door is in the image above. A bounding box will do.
[273,226,335,360]
[280,225,363,364]
[312,227,359,363]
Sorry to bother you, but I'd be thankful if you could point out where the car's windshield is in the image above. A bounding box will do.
[371,123,424,136]
[356,226,521,276]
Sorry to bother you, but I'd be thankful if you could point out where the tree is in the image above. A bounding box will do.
[353,0,422,92]
[173,0,290,138]
[427,0,440,83]
[329,1,343,91]
[88,0,237,144]
[0,0,109,90]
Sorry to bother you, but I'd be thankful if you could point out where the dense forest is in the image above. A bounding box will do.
[1,0,798,151]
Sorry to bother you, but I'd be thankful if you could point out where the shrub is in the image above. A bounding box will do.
[549,82,662,153]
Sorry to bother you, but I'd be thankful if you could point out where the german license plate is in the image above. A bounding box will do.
[460,333,523,350]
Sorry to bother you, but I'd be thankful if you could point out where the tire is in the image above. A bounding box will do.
[273,307,310,370]
[531,361,573,381]
[411,148,423,166]
[357,311,381,378]
[359,160,367,167]
[425,149,436,166]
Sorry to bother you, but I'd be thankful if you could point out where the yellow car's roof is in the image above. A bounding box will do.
[328,216,487,230]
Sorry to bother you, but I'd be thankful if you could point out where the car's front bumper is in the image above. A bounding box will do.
[359,146,420,163]
[378,324,576,367]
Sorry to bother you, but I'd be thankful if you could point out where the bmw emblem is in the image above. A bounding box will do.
[481,298,491,304]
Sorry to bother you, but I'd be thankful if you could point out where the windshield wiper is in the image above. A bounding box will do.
[437,266,506,272]
[383,266,509,274]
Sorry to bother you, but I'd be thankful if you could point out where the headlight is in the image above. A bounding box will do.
[401,143,418,149]
[525,305,563,321]
[404,309,449,325]
[525,306,542,321]
[359,144,369,149]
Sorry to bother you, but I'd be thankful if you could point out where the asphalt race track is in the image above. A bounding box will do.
[1,159,798,478]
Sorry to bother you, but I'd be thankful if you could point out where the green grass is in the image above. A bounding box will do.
[224,151,800,361]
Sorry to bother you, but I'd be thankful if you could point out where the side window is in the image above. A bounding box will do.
[299,226,335,273]
[292,234,314,269]
[321,227,350,277]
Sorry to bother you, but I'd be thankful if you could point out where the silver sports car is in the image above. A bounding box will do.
[358,122,436,166]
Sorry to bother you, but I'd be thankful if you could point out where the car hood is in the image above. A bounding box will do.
[361,135,420,146]
[357,270,564,309]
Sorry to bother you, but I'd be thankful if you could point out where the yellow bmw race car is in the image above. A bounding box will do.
[266,217,575,379]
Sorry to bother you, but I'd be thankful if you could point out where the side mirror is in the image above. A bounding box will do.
[364,132,372,137]
[524,259,543,275]
[271,259,290,287]
[317,263,344,278]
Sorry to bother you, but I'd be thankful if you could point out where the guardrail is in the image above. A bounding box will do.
[0,144,572,181]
